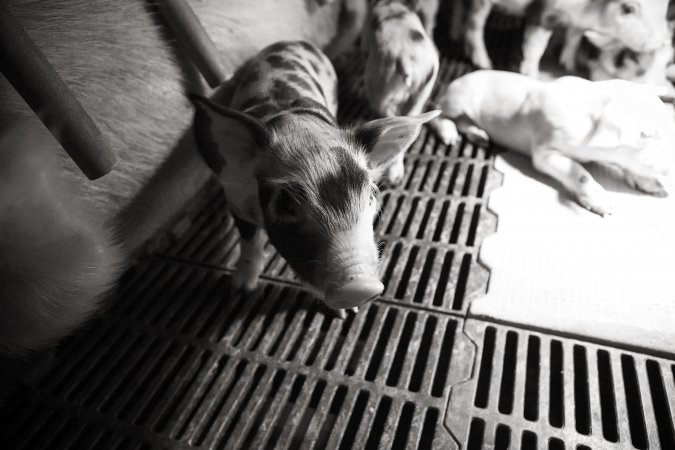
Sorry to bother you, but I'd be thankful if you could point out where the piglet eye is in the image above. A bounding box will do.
[275,189,297,219]
[620,2,637,15]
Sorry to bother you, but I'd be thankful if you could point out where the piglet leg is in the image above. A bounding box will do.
[623,170,668,197]
[559,28,584,72]
[520,25,552,78]
[465,0,493,69]
[231,215,267,292]
[532,148,613,216]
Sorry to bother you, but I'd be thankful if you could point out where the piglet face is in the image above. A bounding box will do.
[597,0,670,52]
[256,110,441,309]
[257,123,383,309]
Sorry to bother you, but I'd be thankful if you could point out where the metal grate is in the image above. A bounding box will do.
[0,259,467,449]
[447,320,675,450]
[2,13,674,450]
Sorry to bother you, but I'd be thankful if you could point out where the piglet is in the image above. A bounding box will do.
[361,0,440,183]
[191,41,439,309]
[436,70,675,216]
[455,0,670,77]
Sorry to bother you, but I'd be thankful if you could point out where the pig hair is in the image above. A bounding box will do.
[259,114,373,233]
[0,129,124,353]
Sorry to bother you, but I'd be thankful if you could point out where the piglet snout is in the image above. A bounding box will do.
[325,277,384,310]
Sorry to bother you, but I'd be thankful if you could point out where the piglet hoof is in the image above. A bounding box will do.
[578,195,613,217]
[464,126,490,148]
[230,264,262,294]
[333,307,359,320]
[430,118,459,146]
[625,175,668,198]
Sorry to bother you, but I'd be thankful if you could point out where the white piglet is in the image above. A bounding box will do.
[437,70,675,216]
[361,0,440,184]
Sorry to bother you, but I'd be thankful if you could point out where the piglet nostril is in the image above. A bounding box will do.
[324,278,384,310]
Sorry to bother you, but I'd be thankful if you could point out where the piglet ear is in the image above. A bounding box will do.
[356,110,441,169]
[189,94,270,174]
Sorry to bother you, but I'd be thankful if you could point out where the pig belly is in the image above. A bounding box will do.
[478,115,536,155]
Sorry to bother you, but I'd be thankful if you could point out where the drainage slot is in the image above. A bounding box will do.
[416,199,435,239]
[365,309,398,381]
[433,201,450,241]
[462,164,474,196]
[467,205,481,246]
[305,314,334,367]
[345,306,378,376]
[523,335,540,421]
[449,203,465,244]
[395,246,420,299]
[467,417,485,450]
[382,243,403,290]
[386,312,417,387]
[266,374,306,449]
[314,385,348,450]
[418,408,439,450]
[495,424,511,450]
[216,365,267,449]
[413,249,436,304]
[391,402,415,450]
[385,196,405,235]
[431,320,457,397]
[475,326,497,408]
[621,354,648,449]
[338,391,370,450]
[285,303,320,361]
[596,350,619,442]
[289,380,327,449]
[433,162,447,192]
[241,369,287,449]
[174,355,229,439]
[548,437,565,450]
[549,340,565,428]
[452,254,472,310]
[433,251,454,307]
[646,360,675,450]
[364,396,392,450]
[521,430,537,450]
[573,345,591,435]
[324,313,356,371]
[408,316,437,392]
[193,359,248,446]
[401,197,420,237]
[498,331,518,414]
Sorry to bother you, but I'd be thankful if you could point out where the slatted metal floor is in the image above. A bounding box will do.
[1,12,674,450]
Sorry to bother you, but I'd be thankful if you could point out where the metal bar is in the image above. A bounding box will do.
[157,0,226,88]
[0,3,117,180]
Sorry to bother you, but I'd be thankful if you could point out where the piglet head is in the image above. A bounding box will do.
[591,0,670,52]
[190,94,439,308]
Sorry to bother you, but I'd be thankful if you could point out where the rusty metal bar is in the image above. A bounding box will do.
[157,0,226,88]
[0,3,118,180]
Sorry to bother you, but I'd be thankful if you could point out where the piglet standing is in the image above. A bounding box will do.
[436,70,675,216]
[361,0,441,184]
[191,41,439,309]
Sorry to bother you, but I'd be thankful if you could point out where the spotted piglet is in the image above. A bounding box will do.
[361,0,441,184]
[191,41,439,310]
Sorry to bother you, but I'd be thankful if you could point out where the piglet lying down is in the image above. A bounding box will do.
[435,70,675,216]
